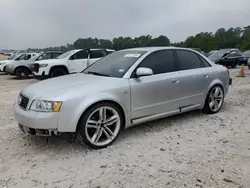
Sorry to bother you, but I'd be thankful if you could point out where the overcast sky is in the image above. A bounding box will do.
[0,0,250,49]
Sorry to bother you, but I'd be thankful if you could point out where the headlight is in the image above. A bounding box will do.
[30,100,62,112]
[39,64,48,68]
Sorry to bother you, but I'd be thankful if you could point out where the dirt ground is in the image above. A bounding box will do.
[0,54,8,61]
[0,68,250,188]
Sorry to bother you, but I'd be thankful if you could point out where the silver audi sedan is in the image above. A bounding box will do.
[14,47,231,149]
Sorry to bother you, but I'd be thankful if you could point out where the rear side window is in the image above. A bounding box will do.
[90,50,105,59]
[200,57,211,67]
[176,50,202,70]
[137,50,175,75]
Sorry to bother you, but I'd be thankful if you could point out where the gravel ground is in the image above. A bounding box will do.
[0,68,250,188]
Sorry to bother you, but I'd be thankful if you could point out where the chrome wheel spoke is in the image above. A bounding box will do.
[105,115,118,126]
[92,129,103,143]
[99,107,106,121]
[209,100,215,108]
[103,127,114,140]
[86,120,99,129]
[214,100,219,110]
[214,88,220,97]
[215,95,223,100]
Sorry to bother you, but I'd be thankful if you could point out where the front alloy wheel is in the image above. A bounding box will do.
[78,102,123,149]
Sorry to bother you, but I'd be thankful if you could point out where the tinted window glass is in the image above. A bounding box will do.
[177,50,202,70]
[84,50,146,78]
[51,53,62,58]
[90,50,105,59]
[72,50,88,60]
[37,53,51,60]
[137,50,175,75]
[200,57,211,67]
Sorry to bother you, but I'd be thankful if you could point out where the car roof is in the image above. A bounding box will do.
[120,46,199,53]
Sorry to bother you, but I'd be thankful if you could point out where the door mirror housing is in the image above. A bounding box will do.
[136,67,153,77]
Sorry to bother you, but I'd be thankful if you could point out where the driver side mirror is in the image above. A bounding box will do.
[136,67,153,77]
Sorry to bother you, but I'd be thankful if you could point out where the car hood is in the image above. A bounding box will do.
[21,73,129,100]
[35,59,65,65]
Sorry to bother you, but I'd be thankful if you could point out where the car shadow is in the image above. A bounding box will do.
[6,76,34,80]
[19,109,206,154]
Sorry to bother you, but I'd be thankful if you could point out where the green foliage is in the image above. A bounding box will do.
[27,26,250,52]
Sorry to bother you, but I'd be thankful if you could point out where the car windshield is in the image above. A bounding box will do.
[17,54,27,60]
[84,50,147,78]
[56,50,79,59]
[208,52,224,61]
[243,50,250,57]
[13,54,23,60]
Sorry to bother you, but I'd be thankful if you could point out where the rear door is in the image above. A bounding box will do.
[68,50,88,73]
[174,50,211,109]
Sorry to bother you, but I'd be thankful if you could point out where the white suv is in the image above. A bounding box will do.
[32,49,115,79]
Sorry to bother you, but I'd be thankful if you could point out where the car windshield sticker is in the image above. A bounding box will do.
[124,54,141,58]
[118,69,124,72]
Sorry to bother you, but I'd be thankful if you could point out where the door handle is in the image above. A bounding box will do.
[172,79,179,83]
[204,75,209,78]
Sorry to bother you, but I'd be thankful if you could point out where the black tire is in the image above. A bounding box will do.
[202,85,224,114]
[50,68,67,78]
[15,67,29,79]
[77,102,124,149]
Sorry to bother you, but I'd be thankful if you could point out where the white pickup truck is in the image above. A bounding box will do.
[32,48,115,79]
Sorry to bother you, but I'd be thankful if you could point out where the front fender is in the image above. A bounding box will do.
[57,92,130,132]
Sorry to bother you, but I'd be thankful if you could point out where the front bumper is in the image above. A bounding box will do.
[13,102,59,135]
[5,65,15,75]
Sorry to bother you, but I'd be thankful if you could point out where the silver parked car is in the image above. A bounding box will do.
[14,47,231,149]
[5,51,63,79]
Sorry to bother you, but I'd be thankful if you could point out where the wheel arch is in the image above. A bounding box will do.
[49,65,69,75]
[207,79,224,97]
[14,66,31,74]
[75,100,127,132]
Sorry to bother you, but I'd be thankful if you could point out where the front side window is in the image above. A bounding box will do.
[71,50,88,60]
[56,50,79,59]
[136,50,176,75]
[90,50,105,59]
[84,50,147,78]
[176,50,203,70]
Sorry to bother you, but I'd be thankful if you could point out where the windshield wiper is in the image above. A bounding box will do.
[86,71,110,77]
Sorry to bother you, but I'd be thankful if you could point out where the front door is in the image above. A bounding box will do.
[129,50,180,119]
[174,50,211,108]
[69,50,88,73]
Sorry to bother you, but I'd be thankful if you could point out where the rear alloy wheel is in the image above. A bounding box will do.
[50,68,67,78]
[15,67,29,79]
[203,85,224,114]
[77,102,123,149]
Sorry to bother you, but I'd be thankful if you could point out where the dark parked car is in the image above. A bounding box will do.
[241,50,250,65]
[208,49,244,68]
